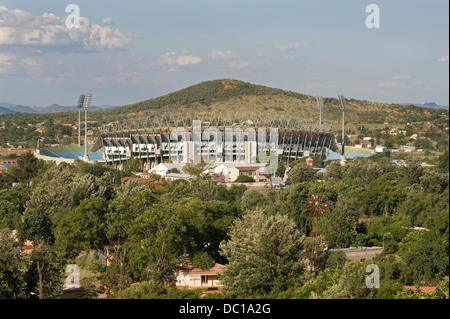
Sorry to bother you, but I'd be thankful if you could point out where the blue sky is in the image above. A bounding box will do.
[0,0,448,107]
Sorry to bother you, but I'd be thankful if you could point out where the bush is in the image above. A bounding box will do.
[234,175,255,183]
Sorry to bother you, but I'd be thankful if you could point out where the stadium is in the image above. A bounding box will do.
[36,114,339,170]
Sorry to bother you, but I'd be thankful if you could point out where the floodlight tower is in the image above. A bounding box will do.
[78,94,92,159]
[316,95,323,130]
[338,94,346,156]
[77,95,84,146]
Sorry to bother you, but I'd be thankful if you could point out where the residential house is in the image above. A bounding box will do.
[176,263,225,292]
[149,163,185,177]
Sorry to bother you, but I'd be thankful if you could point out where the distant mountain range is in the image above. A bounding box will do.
[0,102,119,114]
[399,102,449,110]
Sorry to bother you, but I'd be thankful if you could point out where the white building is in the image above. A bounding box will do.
[212,163,267,182]
[149,163,185,177]
[375,146,388,153]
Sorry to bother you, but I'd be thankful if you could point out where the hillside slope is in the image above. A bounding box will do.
[1,79,448,130]
[95,79,447,128]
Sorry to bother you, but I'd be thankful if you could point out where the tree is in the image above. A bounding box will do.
[23,163,75,244]
[219,210,306,298]
[183,162,212,177]
[55,197,108,261]
[321,196,360,248]
[123,158,144,172]
[72,172,112,206]
[115,280,202,299]
[233,175,255,183]
[239,188,272,212]
[288,162,316,183]
[326,250,348,270]
[6,152,45,185]
[398,230,448,284]
[0,230,28,299]
[395,278,449,299]
[437,150,449,173]
[25,244,64,299]
[321,261,375,299]
[290,268,343,299]
[105,189,158,244]
[325,161,342,181]
[270,181,337,235]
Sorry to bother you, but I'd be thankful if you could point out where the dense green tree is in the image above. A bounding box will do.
[398,230,448,284]
[6,152,46,185]
[72,172,113,206]
[25,244,64,299]
[325,161,342,181]
[219,210,306,298]
[289,268,343,299]
[437,150,449,173]
[321,261,375,299]
[326,250,348,270]
[0,230,28,298]
[115,280,202,299]
[287,162,317,183]
[54,197,108,261]
[239,188,272,212]
[105,189,158,244]
[270,181,337,235]
[361,176,407,216]
[23,163,75,244]
[123,158,145,172]
[321,196,361,248]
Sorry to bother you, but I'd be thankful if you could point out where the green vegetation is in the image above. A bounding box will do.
[0,149,448,299]
[0,79,448,300]
[1,79,448,153]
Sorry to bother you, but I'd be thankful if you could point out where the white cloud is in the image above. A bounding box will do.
[392,75,413,80]
[102,17,120,26]
[437,56,449,62]
[274,42,312,51]
[0,6,132,52]
[228,61,251,70]
[159,51,202,71]
[0,53,41,74]
[208,49,240,59]
[378,75,423,89]
[377,81,407,88]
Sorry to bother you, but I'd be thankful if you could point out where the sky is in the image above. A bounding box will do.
[0,0,448,107]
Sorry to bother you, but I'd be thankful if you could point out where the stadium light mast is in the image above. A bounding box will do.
[338,94,346,156]
[78,94,92,160]
[316,95,323,130]
[77,95,84,146]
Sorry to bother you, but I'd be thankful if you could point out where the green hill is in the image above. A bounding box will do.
[91,79,448,130]
[1,79,448,145]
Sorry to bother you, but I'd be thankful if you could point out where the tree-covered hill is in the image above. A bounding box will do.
[1,79,448,150]
[100,79,449,128]
[2,79,448,127]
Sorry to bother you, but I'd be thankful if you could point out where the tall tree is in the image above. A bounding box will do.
[25,244,64,299]
[219,210,306,298]
[0,230,28,299]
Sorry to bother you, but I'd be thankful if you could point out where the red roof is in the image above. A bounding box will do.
[121,177,163,186]
[403,286,436,293]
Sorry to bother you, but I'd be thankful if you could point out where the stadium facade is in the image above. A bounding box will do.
[86,115,338,171]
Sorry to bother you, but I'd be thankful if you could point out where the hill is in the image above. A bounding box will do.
[96,79,448,129]
[1,79,448,130]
